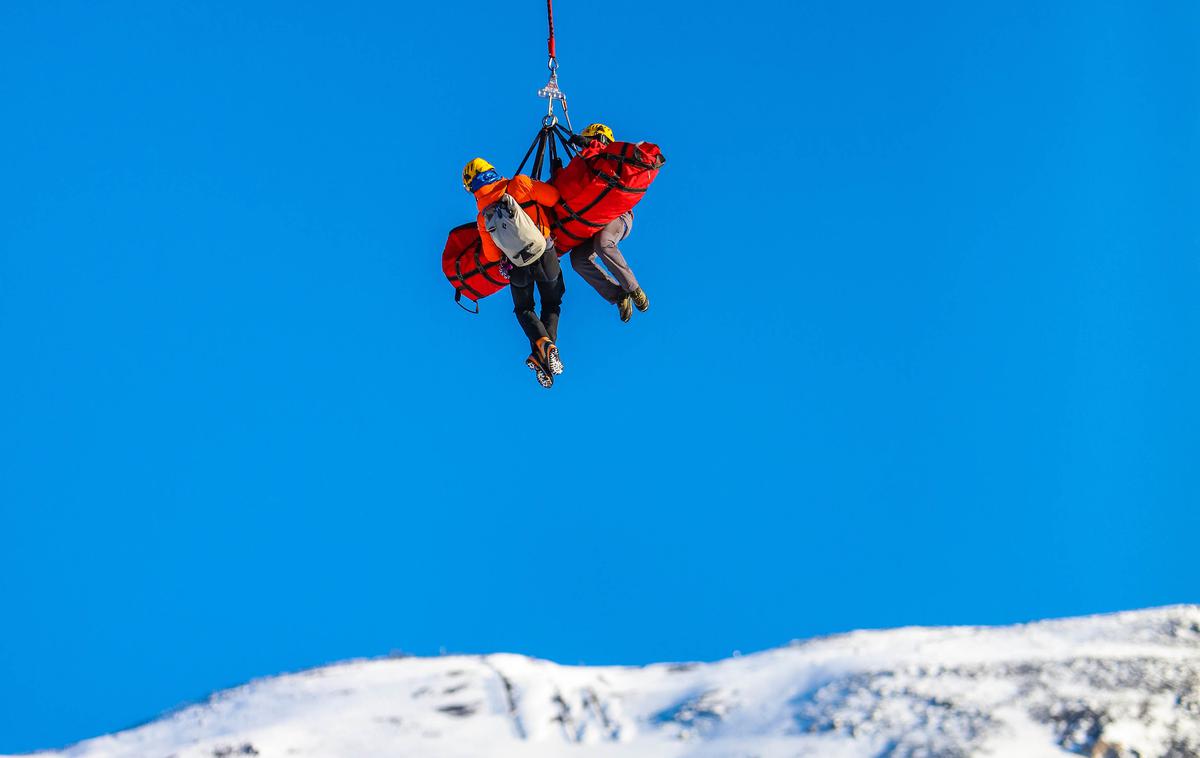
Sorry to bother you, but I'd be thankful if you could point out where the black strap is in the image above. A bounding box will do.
[448,234,507,301]
[518,199,549,232]
[552,124,579,158]
[531,129,548,180]
[514,129,543,177]
[452,248,486,300]
[548,132,563,178]
[592,141,667,171]
[454,290,480,314]
[475,242,508,287]
[551,180,633,241]
[554,191,611,229]
[549,141,662,237]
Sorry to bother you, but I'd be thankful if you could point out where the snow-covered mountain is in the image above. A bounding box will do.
[15,606,1200,758]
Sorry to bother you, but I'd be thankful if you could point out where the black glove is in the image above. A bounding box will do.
[569,133,592,149]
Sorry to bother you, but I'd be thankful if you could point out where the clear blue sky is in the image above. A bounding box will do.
[1,0,1197,752]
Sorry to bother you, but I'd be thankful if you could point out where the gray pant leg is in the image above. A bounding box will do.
[568,213,638,304]
[594,213,639,293]
[569,233,624,304]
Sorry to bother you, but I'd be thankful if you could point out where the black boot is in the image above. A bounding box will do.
[525,351,554,388]
[534,336,563,376]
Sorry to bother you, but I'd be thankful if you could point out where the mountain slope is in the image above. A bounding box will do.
[15,606,1200,758]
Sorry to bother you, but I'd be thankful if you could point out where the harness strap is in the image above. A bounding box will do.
[531,128,549,180]
[514,129,543,177]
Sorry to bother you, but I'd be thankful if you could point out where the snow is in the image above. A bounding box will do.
[9,605,1200,758]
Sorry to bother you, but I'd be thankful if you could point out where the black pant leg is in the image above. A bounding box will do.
[509,265,548,347]
[534,251,564,343]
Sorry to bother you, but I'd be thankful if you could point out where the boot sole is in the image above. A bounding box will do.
[546,345,564,375]
[526,357,554,388]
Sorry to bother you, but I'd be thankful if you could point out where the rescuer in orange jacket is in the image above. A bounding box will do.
[463,158,565,388]
[566,123,650,323]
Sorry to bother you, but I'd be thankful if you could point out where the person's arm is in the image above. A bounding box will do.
[572,138,603,159]
[509,173,559,207]
[530,179,560,206]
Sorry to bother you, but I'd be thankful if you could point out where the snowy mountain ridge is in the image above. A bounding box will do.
[15,605,1200,758]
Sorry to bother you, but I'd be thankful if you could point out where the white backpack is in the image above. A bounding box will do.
[483,194,547,267]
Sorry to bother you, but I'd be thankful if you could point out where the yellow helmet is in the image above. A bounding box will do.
[462,158,496,192]
[581,123,615,144]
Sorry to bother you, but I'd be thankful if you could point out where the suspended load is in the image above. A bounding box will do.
[438,0,664,311]
[441,223,508,312]
[549,140,665,252]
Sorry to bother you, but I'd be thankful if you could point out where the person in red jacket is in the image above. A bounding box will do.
[566,123,650,323]
[463,158,565,388]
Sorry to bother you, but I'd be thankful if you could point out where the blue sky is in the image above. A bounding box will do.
[1,0,1197,752]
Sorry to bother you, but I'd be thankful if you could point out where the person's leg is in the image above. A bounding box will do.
[593,213,639,294]
[568,233,625,304]
[509,265,548,346]
[533,249,565,374]
[535,250,564,343]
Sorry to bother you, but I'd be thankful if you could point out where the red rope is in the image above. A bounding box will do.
[547,0,557,60]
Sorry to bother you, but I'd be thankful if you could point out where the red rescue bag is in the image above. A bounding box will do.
[441,222,508,312]
[550,141,665,252]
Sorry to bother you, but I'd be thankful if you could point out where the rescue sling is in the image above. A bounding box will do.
[549,140,665,252]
